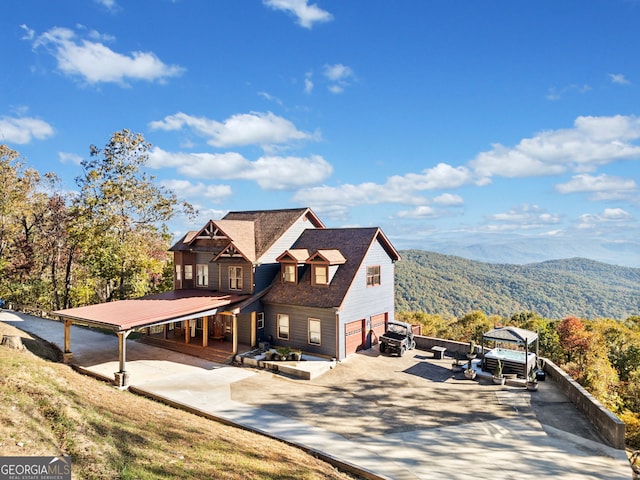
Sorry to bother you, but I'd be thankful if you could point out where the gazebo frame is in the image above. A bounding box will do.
[481,326,539,375]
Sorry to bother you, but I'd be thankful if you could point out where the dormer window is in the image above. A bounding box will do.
[313,265,328,285]
[283,263,297,283]
[306,249,345,286]
[277,249,309,284]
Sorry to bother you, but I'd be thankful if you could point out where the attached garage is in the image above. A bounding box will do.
[370,313,387,347]
[345,319,365,355]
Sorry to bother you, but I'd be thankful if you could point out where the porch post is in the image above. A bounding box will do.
[185,320,190,344]
[250,312,257,348]
[163,323,168,340]
[63,319,73,364]
[115,330,131,388]
[202,315,209,347]
[232,314,238,355]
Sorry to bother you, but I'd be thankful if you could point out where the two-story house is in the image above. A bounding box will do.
[54,207,400,385]
[263,227,400,360]
[168,208,324,350]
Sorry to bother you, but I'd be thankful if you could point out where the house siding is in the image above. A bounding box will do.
[254,263,280,292]
[236,312,252,345]
[263,303,337,358]
[217,258,253,294]
[336,239,396,359]
[258,217,318,264]
[194,252,213,289]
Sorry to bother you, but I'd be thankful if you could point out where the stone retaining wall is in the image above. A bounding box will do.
[542,357,625,450]
[414,335,626,450]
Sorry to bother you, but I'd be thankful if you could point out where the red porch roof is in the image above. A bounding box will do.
[52,290,248,332]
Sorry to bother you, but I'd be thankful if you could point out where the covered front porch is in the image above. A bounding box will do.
[139,314,252,364]
[53,289,256,387]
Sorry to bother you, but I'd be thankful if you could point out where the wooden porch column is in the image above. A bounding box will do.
[63,319,73,364]
[163,324,168,340]
[185,320,190,344]
[250,312,257,348]
[232,314,238,355]
[202,315,209,347]
[115,330,132,388]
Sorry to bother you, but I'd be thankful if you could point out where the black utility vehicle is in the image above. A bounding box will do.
[379,321,416,357]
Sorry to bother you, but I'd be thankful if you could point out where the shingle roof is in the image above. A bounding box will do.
[263,227,399,309]
[223,208,324,258]
[169,208,324,261]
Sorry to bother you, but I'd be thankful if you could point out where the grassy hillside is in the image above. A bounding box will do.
[0,322,356,480]
[396,250,640,319]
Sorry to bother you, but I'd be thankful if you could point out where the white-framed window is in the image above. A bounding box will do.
[196,264,208,287]
[184,264,193,280]
[308,318,321,346]
[175,265,182,281]
[277,314,289,340]
[229,266,243,290]
[257,312,264,329]
[313,265,328,285]
[366,265,381,287]
[283,264,296,283]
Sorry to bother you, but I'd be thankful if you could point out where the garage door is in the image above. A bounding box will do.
[345,319,365,355]
[370,313,387,346]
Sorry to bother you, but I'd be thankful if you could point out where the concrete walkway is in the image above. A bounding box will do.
[1,311,632,480]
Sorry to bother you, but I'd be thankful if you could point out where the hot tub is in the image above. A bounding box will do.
[484,347,537,378]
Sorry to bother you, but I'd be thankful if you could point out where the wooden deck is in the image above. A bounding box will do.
[138,333,251,364]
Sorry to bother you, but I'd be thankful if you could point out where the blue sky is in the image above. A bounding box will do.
[2,1,640,266]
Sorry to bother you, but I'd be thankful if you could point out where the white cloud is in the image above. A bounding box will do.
[58,151,83,165]
[609,73,631,85]
[578,208,633,230]
[470,115,640,180]
[263,0,333,29]
[20,24,35,41]
[94,0,118,11]
[397,206,437,219]
[433,193,464,206]
[304,72,314,94]
[30,26,184,85]
[323,63,355,94]
[485,204,562,232]
[555,173,636,201]
[148,147,332,190]
[0,116,54,144]
[160,179,232,202]
[149,111,318,149]
[546,83,591,101]
[294,163,474,208]
[258,91,283,106]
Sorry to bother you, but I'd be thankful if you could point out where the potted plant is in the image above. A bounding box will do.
[288,349,302,361]
[464,344,477,379]
[467,341,477,360]
[452,351,463,373]
[526,366,539,391]
[492,359,505,385]
[275,346,291,361]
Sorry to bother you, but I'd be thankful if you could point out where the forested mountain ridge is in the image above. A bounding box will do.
[395,250,640,319]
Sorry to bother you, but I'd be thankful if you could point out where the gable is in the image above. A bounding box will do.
[223,208,324,260]
[264,227,398,309]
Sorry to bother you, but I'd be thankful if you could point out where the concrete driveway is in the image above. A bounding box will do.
[1,311,632,480]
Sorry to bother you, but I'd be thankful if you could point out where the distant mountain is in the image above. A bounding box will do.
[420,234,640,268]
[395,250,640,319]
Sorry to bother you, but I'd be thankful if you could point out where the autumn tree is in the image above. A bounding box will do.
[72,129,194,303]
[556,316,591,366]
